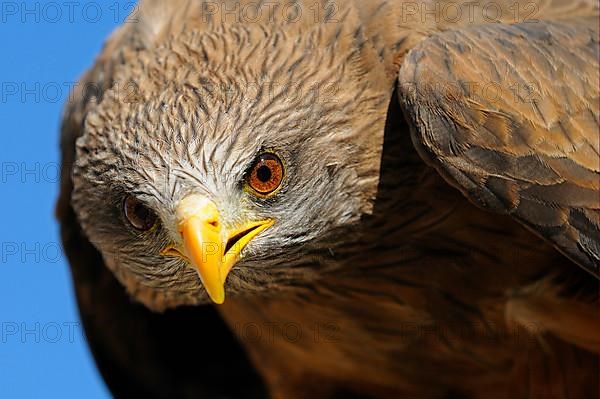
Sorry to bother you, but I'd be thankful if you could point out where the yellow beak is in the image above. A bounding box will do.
[164,195,273,304]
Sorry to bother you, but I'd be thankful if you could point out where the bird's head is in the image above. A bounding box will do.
[71,25,390,311]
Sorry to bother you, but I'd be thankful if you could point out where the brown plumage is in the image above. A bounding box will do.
[57,1,599,398]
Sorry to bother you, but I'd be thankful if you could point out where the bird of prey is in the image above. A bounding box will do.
[56,0,599,398]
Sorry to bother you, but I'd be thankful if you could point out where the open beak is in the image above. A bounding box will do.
[162,194,273,304]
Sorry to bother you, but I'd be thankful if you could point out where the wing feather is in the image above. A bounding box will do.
[398,16,600,275]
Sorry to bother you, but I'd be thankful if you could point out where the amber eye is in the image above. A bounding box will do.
[123,195,157,231]
[246,153,284,196]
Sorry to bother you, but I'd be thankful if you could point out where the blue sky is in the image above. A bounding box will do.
[0,2,139,397]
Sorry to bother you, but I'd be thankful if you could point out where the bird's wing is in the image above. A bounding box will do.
[56,2,267,397]
[397,15,599,277]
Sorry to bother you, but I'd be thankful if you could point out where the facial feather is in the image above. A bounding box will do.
[72,19,390,310]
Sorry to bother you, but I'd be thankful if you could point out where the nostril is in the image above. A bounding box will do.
[208,220,219,228]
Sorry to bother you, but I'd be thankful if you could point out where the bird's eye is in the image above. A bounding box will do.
[123,195,157,231]
[246,153,284,196]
